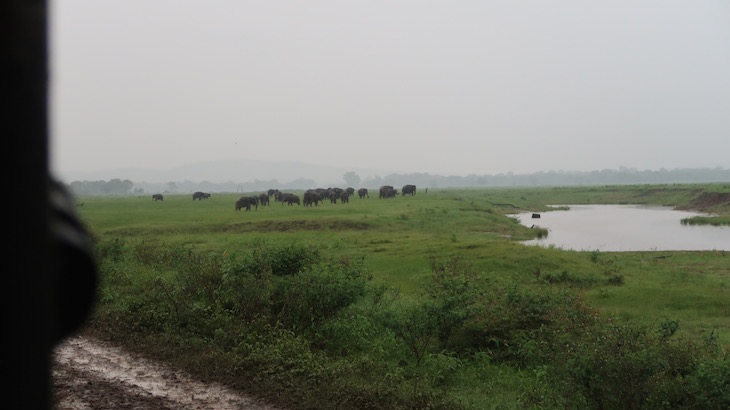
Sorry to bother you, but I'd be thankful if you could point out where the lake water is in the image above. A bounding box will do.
[515,205,729,252]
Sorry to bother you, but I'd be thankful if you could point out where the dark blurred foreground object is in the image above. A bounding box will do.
[5,1,98,408]
[50,178,98,342]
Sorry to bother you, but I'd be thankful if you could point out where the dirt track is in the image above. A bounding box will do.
[52,336,283,410]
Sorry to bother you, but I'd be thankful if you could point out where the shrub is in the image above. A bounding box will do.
[606,273,624,286]
[268,243,320,276]
[94,236,125,262]
[270,255,369,332]
[456,284,599,366]
[565,320,728,409]
[659,319,679,340]
[685,355,730,408]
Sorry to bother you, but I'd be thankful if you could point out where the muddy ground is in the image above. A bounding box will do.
[52,336,283,410]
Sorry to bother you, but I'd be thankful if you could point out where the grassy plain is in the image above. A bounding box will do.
[76,184,729,409]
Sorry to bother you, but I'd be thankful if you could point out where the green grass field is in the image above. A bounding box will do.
[76,184,730,409]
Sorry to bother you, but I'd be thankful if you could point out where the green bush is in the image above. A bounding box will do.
[542,269,596,287]
[271,256,369,332]
[685,355,730,408]
[268,243,321,276]
[606,273,625,286]
[564,320,728,409]
[94,236,125,262]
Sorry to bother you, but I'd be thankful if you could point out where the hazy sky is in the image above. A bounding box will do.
[50,1,730,181]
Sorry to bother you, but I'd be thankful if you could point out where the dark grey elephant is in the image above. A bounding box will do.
[379,185,397,199]
[303,190,321,207]
[329,191,338,204]
[193,191,210,200]
[281,193,300,205]
[152,194,163,201]
[340,191,350,204]
[258,193,270,206]
[235,196,258,211]
[357,188,369,198]
[345,187,355,197]
[402,184,416,196]
[319,190,331,202]
[314,188,330,201]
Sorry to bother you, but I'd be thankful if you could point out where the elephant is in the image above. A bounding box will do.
[329,191,338,204]
[379,185,391,199]
[152,194,163,201]
[318,189,332,202]
[267,188,280,198]
[303,190,321,207]
[193,191,210,200]
[345,187,355,197]
[357,188,369,198]
[340,191,350,204]
[235,196,258,211]
[402,184,416,196]
[258,193,270,206]
[281,193,300,205]
[379,185,397,199]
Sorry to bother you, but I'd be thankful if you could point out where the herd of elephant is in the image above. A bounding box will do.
[151,185,417,211]
[235,185,416,211]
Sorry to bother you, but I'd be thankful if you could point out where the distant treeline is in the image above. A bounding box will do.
[66,167,730,196]
[68,178,136,196]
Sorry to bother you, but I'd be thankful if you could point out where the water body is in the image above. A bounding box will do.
[515,205,729,252]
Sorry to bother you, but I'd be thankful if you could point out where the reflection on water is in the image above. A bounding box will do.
[515,205,729,251]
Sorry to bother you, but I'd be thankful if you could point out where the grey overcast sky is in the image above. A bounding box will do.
[50,1,730,181]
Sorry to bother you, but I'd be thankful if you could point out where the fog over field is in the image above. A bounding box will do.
[51,1,730,183]
[59,158,399,186]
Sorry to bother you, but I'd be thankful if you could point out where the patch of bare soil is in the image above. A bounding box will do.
[52,336,284,410]
[687,192,730,211]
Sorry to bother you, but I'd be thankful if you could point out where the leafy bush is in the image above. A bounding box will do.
[267,243,321,276]
[94,236,125,262]
[565,320,728,409]
[426,254,481,347]
[542,269,582,285]
[271,256,369,332]
[685,355,730,408]
[177,243,369,336]
[606,273,624,286]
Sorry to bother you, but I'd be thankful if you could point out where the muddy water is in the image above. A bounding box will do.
[515,205,729,252]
